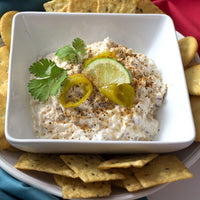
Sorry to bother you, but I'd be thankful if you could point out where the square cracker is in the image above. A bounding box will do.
[112,168,143,192]
[54,175,111,198]
[59,4,69,12]
[178,37,198,68]
[0,135,11,150]
[0,69,8,96]
[0,11,18,48]
[97,0,138,13]
[68,0,98,12]
[132,155,193,188]
[136,0,164,14]
[15,153,78,178]
[60,154,125,182]
[43,0,70,12]
[98,154,158,169]
[0,93,7,138]
[190,95,200,141]
[0,46,9,72]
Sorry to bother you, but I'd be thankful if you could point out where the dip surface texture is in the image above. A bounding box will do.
[30,38,167,141]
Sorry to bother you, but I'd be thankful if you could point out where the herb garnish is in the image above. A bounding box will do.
[55,38,86,64]
[28,58,67,101]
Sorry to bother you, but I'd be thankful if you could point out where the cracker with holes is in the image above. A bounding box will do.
[132,155,193,188]
[15,153,78,178]
[98,154,158,169]
[97,0,137,13]
[112,168,143,192]
[43,0,70,12]
[54,175,111,198]
[60,154,125,182]
[136,0,164,14]
[67,0,98,12]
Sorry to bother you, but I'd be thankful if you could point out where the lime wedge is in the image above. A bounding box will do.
[83,58,131,88]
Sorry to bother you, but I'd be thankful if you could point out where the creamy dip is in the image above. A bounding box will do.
[30,38,167,141]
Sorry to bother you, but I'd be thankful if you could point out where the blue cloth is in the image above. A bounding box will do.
[0,0,48,18]
[0,167,148,200]
[0,168,60,200]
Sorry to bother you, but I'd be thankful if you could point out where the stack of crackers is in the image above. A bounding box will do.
[43,0,164,14]
[178,37,200,141]
[15,152,193,199]
[0,0,200,199]
[0,11,18,150]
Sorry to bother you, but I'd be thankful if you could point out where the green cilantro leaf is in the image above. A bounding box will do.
[55,38,86,64]
[29,58,63,78]
[55,45,78,63]
[72,38,86,56]
[28,59,67,101]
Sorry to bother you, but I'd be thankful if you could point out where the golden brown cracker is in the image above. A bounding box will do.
[68,0,98,12]
[54,175,111,198]
[0,93,6,138]
[113,168,143,192]
[60,154,125,182]
[0,69,8,96]
[0,11,18,48]
[112,179,125,188]
[59,4,69,12]
[0,38,4,47]
[190,95,200,141]
[98,154,158,169]
[44,0,70,12]
[178,36,198,68]
[0,46,10,72]
[0,18,1,34]
[186,62,200,69]
[185,64,200,95]
[6,146,20,152]
[54,174,64,187]
[136,0,164,14]
[0,135,10,149]
[132,155,193,188]
[15,153,78,178]
[97,0,137,13]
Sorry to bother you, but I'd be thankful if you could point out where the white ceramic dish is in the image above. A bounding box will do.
[5,12,195,153]
[1,32,199,200]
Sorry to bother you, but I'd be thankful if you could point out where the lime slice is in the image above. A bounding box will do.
[83,58,131,88]
[84,51,116,67]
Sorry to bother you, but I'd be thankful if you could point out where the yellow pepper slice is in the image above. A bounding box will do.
[100,83,135,108]
[59,74,93,108]
[84,51,116,67]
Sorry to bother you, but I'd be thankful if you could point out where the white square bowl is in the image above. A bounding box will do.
[5,12,195,153]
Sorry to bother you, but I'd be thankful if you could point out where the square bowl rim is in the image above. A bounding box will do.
[5,11,196,153]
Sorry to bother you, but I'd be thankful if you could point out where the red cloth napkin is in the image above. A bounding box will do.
[152,0,200,55]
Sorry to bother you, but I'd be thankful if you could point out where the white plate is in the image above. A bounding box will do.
[5,13,195,153]
[1,32,199,200]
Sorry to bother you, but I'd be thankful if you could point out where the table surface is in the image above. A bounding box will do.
[148,157,200,200]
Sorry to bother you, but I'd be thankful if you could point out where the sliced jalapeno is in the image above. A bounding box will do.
[59,74,93,108]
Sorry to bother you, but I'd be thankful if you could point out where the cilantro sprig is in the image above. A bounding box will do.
[28,58,67,101]
[55,38,86,64]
